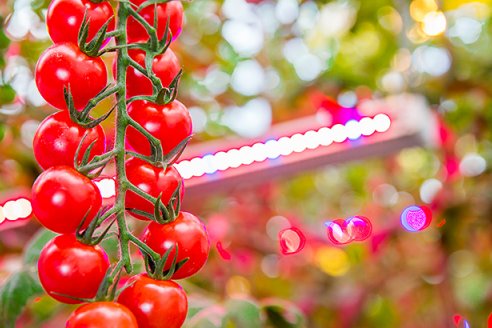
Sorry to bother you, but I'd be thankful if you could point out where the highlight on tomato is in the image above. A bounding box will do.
[38,234,110,304]
[31,166,102,234]
[117,274,188,328]
[142,212,210,279]
[35,42,108,110]
[126,100,192,156]
[33,111,106,170]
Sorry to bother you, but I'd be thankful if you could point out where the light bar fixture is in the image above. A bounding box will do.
[178,94,437,201]
[175,114,391,180]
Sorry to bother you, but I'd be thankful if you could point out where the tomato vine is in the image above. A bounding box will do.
[25,0,210,326]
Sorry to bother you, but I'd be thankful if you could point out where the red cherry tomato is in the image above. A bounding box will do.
[31,166,102,233]
[127,0,183,43]
[125,157,182,220]
[117,274,187,328]
[126,100,191,156]
[35,43,108,110]
[33,111,106,170]
[47,0,114,45]
[124,47,180,98]
[142,212,210,279]
[38,234,109,304]
[66,302,138,327]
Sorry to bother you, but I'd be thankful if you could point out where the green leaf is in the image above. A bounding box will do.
[262,299,306,328]
[224,297,262,328]
[23,229,57,265]
[186,305,227,328]
[0,271,44,328]
[0,85,16,105]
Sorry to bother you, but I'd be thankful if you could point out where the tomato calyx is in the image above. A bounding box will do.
[126,179,182,224]
[154,69,182,105]
[76,206,119,246]
[78,11,114,57]
[73,133,117,178]
[65,85,117,129]
[142,244,189,281]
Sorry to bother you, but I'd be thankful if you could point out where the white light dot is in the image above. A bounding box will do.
[331,124,347,143]
[345,120,361,140]
[448,17,482,44]
[422,11,446,36]
[275,0,299,25]
[214,152,230,171]
[291,133,307,153]
[222,20,264,57]
[3,201,19,220]
[317,127,333,146]
[264,140,281,159]
[251,143,268,162]
[226,149,242,168]
[202,154,218,174]
[190,157,205,177]
[237,146,255,165]
[359,117,375,136]
[304,130,320,149]
[14,198,32,218]
[276,137,294,156]
[459,153,486,177]
[189,107,207,133]
[373,114,391,132]
[231,60,266,96]
[175,160,193,179]
[420,178,443,204]
[413,46,451,77]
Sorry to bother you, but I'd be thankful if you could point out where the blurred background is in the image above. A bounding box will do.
[1,0,492,327]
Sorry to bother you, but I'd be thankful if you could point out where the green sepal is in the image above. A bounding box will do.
[78,11,113,57]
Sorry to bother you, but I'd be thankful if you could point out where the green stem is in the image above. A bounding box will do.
[114,2,133,273]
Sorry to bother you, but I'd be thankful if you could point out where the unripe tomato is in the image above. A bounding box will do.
[31,166,102,233]
[127,0,183,43]
[118,274,187,328]
[124,47,180,98]
[142,212,210,279]
[125,157,182,220]
[35,43,107,110]
[126,100,192,156]
[66,302,138,327]
[33,111,106,170]
[38,234,109,304]
[47,0,115,45]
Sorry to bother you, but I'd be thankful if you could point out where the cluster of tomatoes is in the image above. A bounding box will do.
[30,0,209,327]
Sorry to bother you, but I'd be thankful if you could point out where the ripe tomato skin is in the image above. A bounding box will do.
[66,302,138,328]
[125,47,180,98]
[126,100,191,156]
[31,166,102,233]
[125,157,183,220]
[33,111,106,170]
[47,0,114,45]
[117,274,187,328]
[142,212,210,279]
[38,234,110,304]
[127,0,183,43]
[35,43,107,110]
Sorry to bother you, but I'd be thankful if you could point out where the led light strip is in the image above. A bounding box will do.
[175,114,391,179]
[0,198,32,223]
